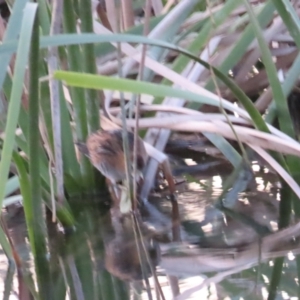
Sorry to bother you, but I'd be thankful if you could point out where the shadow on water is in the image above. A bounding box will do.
[1,139,300,299]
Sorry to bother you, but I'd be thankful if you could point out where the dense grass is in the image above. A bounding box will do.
[1,0,300,299]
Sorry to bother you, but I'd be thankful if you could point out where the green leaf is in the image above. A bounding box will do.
[0,3,38,210]
[28,6,54,298]
[63,0,94,189]
[4,176,20,197]
[0,0,28,90]
[54,71,239,112]
[271,0,300,49]
[243,0,294,138]
[0,227,12,260]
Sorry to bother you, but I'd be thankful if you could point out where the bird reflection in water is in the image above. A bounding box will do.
[103,213,160,281]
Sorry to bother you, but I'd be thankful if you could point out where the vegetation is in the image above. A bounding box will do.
[1,0,300,299]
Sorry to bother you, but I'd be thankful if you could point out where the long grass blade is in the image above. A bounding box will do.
[0,225,12,259]
[4,175,19,197]
[28,8,53,298]
[48,0,65,203]
[0,3,36,209]
[55,71,241,111]
[78,0,100,133]
[37,0,50,34]
[271,0,300,49]
[0,0,28,90]
[243,0,293,138]
[63,0,94,189]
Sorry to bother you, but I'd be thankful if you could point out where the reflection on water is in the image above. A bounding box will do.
[1,148,299,299]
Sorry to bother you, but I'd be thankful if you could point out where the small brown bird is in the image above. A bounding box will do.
[76,129,147,185]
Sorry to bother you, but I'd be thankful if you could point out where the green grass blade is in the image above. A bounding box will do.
[271,0,300,49]
[13,152,53,298]
[13,152,34,244]
[40,33,188,48]
[266,34,300,126]
[38,48,82,192]
[37,0,50,35]
[59,87,82,184]
[0,31,251,56]
[267,183,292,300]
[28,8,53,298]
[54,71,238,110]
[63,0,94,189]
[243,0,294,138]
[53,70,261,130]
[0,226,12,259]
[2,73,54,189]
[78,0,100,133]
[4,175,19,197]
[0,0,28,90]
[0,3,37,209]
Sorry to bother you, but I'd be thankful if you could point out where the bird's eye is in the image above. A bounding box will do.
[97,145,116,155]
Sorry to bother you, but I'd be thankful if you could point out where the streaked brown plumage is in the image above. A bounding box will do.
[77,129,147,184]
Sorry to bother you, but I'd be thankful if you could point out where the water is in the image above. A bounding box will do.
[1,144,299,300]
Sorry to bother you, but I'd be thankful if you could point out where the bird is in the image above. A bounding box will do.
[76,129,147,186]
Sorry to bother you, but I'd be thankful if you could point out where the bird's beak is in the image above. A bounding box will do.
[75,142,90,157]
